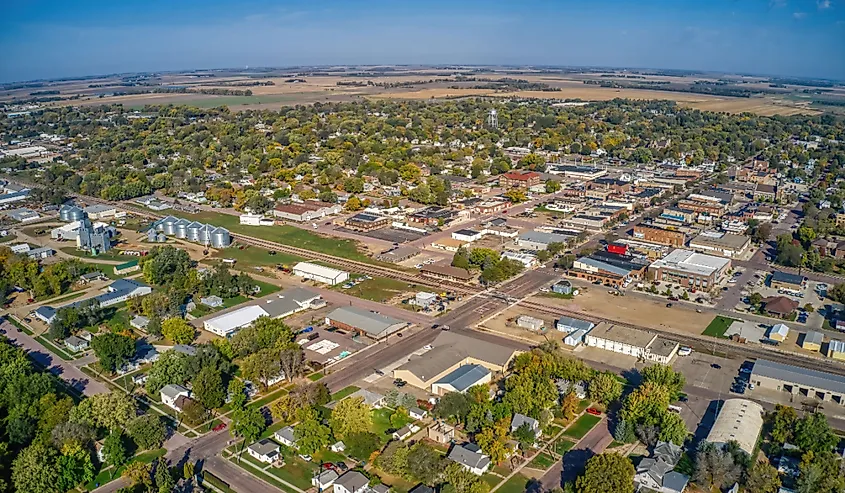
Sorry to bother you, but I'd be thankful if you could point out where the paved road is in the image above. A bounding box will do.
[0,318,108,396]
[539,417,612,490]
[205,456,281,493]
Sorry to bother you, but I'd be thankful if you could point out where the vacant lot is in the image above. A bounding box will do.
[703,316,739,338]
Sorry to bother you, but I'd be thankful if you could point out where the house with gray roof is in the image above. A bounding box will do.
[334,471,370,493]
[274,426,298,447]
[33,306,57,324]
[247,439,280,464]
[431,364,491,396]
[312,469,339,490]
[343,388,386,408]
[160,384,190,411]
[634,441,689,493]
[447,443,491,475]
[65,335,89,352]
[511,413,541,438]
[326,306,408,339]
[259,288,321,319]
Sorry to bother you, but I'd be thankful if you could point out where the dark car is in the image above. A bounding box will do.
[374,369,385,376]
[666,303,673,308]
[711,363,722,369]
[393,379,407,388]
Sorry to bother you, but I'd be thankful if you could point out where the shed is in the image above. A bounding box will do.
[801,331,823,352]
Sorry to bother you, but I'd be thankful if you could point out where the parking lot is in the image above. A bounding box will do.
[337,226,425,244]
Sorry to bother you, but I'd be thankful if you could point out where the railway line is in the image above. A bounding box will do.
[517,299,845,378]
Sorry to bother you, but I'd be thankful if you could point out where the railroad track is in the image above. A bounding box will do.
[517,299,845,377]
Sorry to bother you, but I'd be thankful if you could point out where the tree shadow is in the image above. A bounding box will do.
[560,448,596,484]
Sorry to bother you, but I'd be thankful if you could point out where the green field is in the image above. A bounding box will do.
[59,246,135,262]
[563,414,601,440]
[37,290,86,304]
[0,234,16,243]
[176,211,374,263]
[128,93,325,110]
[703,315,738,338]
[252,280,281,297]
[209,244,304,269]
[529,452,556,469]
[372,407,413,443]
[553,438,576,455]
[330,385,360,401]
[496,474,530,493]
[334,276,414,303]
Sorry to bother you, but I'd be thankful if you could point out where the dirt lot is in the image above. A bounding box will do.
[532,285,715,336]
[480,305,567,345]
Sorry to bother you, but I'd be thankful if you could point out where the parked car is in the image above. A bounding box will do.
[585,408,602,416]
[374,369,385,376]
[666,303,673,308]
[393,379,407,388]
[213,422,227,432]
[711,363,722,369]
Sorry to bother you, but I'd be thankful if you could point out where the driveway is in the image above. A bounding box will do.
[0,318,108,397]
[539,416,612,490]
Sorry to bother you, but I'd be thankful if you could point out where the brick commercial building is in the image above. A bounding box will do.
[570,251,649,287]
[633,224,686,248]
[344,212,390,232]
[688,232,751,258]
[677,197,727,217]
[648,249,730,289]
[499,171,541,189]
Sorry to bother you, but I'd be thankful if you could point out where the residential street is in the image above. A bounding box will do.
[0,317,108,396]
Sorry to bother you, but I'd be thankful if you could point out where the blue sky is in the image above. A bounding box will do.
[1,0,844,82]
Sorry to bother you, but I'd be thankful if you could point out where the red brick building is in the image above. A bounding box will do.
[499,171,541,189]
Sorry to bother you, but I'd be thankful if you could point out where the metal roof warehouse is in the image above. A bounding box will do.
[751,359,845,406]
[325,306,408,339]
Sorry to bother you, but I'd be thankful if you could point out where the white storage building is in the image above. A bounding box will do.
[292,262,349,285]
[203,305,269,337]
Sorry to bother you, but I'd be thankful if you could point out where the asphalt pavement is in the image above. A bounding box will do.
[0,317,108,397]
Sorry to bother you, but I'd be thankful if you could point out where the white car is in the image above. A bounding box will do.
[678,346,692,357]
[423,344,433,350]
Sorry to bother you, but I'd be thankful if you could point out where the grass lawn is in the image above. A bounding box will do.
[312,449,346,464]
[251,280,281,297]
[372,407,412,442]
[59,246,134,262]
[177,211,374,263]
[209,244,304,269]
[330,385,359,401]
[529,452,556,469]
[268,454,316,490]
[202,472,237,493]
[563,414,601,440]
[35,336,75,360]
[553,439,576,455]
[0,233,16,243]
[496,473,530,493]
[36,289,87,303]
[83,448,166,491]
[702,315,738,338]
[334,276,414,303]
[371,469,417,493]
[232,455,299,493]
[539,291,575,300]
[576,399,591,413]
[247,386,289,410]
[308,372,324,381]
[608,440,625,449]
[482,474,503,489]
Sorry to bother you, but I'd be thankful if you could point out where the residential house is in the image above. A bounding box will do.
[160,384,190,411]
[330,441,346,453]
[409,407,428,420]
[393,424,421,441]
[247,439,280,464]
[334,471,370,493]
[447,444,491,475]
[312,470,339,490]
[761,297,799,319]
[634,441,689,493]
[274,426,297,448]
[511,413,542,439]
[64,335,89,352]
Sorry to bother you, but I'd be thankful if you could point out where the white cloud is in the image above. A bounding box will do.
[793,11,808,18]
[817,0,832,9]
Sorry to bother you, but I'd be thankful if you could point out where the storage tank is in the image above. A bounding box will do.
[210,228,230,248]
[160,216,179,235]
[197,224,213,244]
[60,205,84,222]
[186,222,203,242]
[174,219,189,239]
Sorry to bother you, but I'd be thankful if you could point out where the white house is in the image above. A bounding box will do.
[330,441,346,453]
[392,423,421,441]
[292,262,349,285]
[409,407,428,420]
[312,470,339,490]
[511,413,542,439]
[160,384,190,411]
[239,214,275,226]
[274,426,297,448]
[447,444,491,475]
[451,229,484,243]
[247,439,280,464]
[333,471,370,493]
[203,305,269,337]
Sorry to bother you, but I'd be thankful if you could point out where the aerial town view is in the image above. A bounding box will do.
[1,1,845,493]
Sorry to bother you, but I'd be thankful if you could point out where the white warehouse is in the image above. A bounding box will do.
[204,305,269,337]
[292,262,349,285]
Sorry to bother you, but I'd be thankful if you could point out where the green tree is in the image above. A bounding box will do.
[474,419,510,465]
[91,333,136,373]
[161,318,195,345]
[12,443,61,493]
[575,452,634,493]
[295,408,331,455]
[693,442,742,491]
[141,246,193,287]
[443,462,489,493]
[545,179,561,193]
[345,195,363,211]
[768,404,797,444]
[330,397,372,439]
[588,371,623,405]
[127,415,168,451]
[657,411,688,445]
[620,381,670,426]
[513,422,537,450]
[227,378,248,411]
[794,412,838,454]
[231,406,265,444]
[56,443,95,491]
[406,442,446,485]
[640,364,685,401]
[745,460,781,493]
[230,317,293,357]
[452,246,471,270]
[102,431,128,479]
[345,431,382,460]
[192,367,225,410]
[154,460,175,493]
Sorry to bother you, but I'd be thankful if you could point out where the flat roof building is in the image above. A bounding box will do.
[516,231,573,251]
[705,399,764,456]
[203,305,269,338]
[827,340,845,361]
[344,212,390,232]
[751,359,845,406]
[770,271,805,291]
[649,249,731,289]
[420,263,474,282]
[431,364,492,395]
[689,232,751,258]
[585,322,679,364]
